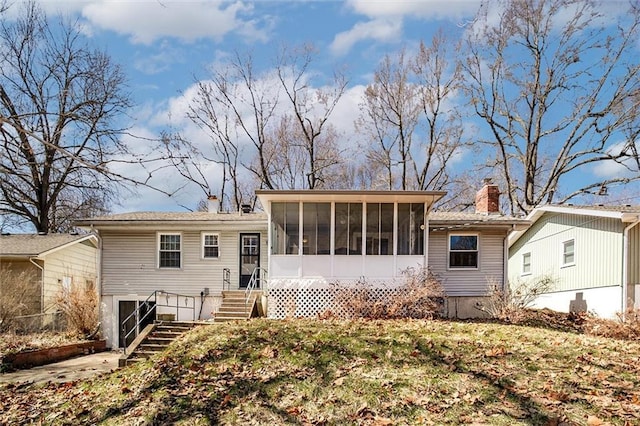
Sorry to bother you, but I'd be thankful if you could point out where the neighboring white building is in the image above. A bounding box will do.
[508,205,640,318]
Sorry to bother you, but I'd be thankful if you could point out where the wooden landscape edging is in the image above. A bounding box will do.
[3,340,107,369]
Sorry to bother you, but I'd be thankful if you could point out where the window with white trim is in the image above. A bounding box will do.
[562,239,575,266]
[158,233,181,268]
[522,252,531,275]
[202,233,220,259]
[449,234,478,268]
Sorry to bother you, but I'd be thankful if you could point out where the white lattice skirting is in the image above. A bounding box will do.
[266,278,402,319]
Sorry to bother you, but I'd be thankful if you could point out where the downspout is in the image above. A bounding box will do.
[29,257,44,313]
[424,202,433,272]
[503,228,513,294]
[622,217,640,313]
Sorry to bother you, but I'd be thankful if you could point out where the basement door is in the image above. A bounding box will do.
[239,233,260,289]
[119,300,156,348]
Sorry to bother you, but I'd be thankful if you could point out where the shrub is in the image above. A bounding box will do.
[0,266,40,332]
[475,275,555,321]
[583,305,640,340]
[330,267,445,319]
[55,280,99,338]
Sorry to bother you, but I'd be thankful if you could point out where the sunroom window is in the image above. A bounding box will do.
[397,203,424,255]
[271,202,300,255]
[303,203,331,255]
[366,203,394,255]
[334,203,362,255]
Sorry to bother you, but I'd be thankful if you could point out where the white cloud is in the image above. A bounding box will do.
[80,1,269,45]
[593,141,640,178]
[330,18,403,56]
[347,0,482,20]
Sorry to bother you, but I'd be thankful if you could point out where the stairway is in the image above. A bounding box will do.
[119,321,201,367]
[214,290,259,322]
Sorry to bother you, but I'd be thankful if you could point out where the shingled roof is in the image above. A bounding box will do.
[0,233,96,257]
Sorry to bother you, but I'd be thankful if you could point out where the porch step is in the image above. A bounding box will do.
[119,321,204,367]
[214,293,260,322]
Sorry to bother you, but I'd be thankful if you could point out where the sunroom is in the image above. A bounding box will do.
[255,190,445,318]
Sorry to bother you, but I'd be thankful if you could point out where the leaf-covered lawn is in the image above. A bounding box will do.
[1,319,639,425]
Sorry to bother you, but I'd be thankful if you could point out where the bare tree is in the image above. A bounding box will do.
[357,49,419,190]
[0,2,133,232]
[169,45,348,205]
[357,36,469,195]
[413,31,468,192]
[464,0,640,214]
[276,44,347,189]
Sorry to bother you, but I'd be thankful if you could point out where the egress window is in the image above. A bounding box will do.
[158,233,181,268]
[449,234,478,268]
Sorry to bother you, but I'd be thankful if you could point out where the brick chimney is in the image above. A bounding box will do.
[475,178,500,214]
[207,195,219,213]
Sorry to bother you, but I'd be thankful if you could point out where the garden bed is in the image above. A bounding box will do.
[1,339,106,371]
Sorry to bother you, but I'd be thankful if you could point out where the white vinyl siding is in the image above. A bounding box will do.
[100,227,267,296]
[429,230,506,296]
[509,213,624,293]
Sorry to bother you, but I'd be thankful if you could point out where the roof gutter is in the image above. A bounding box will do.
[622,217,640,313]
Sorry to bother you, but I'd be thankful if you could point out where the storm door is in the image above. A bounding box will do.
[239,233,260,288]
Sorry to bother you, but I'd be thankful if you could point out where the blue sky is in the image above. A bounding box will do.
[9,1,638,213]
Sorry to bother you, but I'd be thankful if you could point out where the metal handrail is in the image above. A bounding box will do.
[244,267,266,317]
[122,290,196,353]
[223,268,231,291]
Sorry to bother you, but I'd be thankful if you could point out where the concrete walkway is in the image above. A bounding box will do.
[0,351,121,385]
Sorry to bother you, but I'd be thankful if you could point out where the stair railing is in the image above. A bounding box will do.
[122,290,196,354]
[245,267,267,317]
[223,268,231,291]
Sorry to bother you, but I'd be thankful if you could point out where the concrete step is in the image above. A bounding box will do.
[139,343,169,352]
[218,306,251,313]
[214,313,249,322]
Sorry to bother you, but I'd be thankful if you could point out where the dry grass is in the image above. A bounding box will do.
[0,266,40,332]
[1,319,639,425]
[54,281,99,337]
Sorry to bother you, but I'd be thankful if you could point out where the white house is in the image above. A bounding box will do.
[76,198,267,348]
[508,205,640,318]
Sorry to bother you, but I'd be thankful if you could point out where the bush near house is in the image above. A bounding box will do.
[54,281,99,338]
[329,267,445,319]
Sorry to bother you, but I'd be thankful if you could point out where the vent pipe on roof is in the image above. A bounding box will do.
[240,204,252,214]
